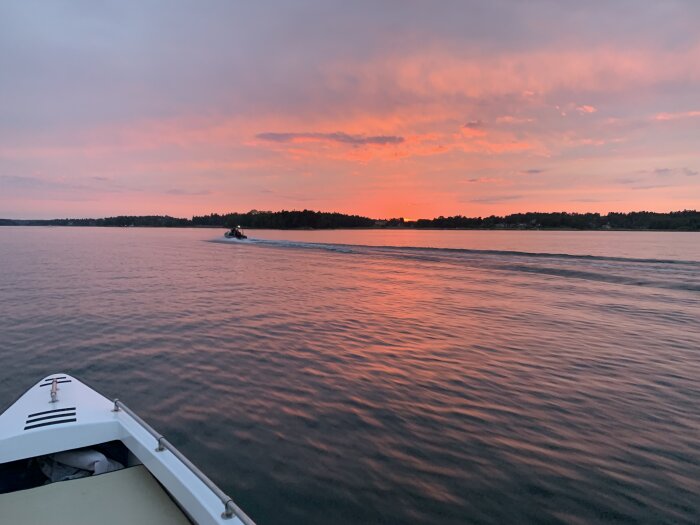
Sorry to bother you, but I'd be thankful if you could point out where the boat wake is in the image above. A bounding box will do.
[212,237,700,293]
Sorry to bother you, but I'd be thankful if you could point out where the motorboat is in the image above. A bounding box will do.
[0,374,255,525]
[224,227,247,240]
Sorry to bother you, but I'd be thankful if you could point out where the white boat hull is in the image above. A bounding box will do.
[0,374,254,525]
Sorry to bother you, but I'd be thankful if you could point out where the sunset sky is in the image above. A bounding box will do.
[1,1,699,219]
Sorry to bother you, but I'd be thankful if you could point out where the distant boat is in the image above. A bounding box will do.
[224,226,247,240]
[0,374,255,525]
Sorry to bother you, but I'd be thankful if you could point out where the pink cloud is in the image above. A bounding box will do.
[654,110,700,121]
[3,34,699,219]
[496,115,535,124]
[460,177,505,184]
[331,45,700,104]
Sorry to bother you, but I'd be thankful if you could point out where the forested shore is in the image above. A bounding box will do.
[2,209,699,231]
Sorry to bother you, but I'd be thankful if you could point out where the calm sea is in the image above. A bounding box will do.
[1,227,699,524]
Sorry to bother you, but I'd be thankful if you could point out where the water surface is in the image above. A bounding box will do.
[1,227,699,524]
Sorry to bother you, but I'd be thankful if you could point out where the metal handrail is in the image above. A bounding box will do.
[113,399,256,525]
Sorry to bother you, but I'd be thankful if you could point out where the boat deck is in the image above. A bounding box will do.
[0,465,192,524]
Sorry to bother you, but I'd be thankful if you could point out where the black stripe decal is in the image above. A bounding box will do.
[42,376,67,381]
[24,418,77,430]
[39,380,72,387]
[26,412,77,424]
[27,407,76,418]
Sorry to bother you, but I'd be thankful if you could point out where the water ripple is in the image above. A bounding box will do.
[1,227,699,524]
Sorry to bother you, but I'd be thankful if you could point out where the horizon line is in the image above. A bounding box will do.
[2,208,699,222]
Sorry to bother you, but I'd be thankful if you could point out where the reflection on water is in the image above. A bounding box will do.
[1,227,699,524]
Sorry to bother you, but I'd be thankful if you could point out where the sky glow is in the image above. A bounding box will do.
[1,1,699,219]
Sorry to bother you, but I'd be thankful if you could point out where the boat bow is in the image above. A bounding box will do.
[0,374,255,525]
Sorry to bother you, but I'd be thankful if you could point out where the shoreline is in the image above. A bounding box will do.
[1,224,698,233]
[3,210,698,231]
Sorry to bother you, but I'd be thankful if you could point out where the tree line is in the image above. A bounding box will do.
[2,209,699,230]
[413,210,700,230]
[2,216,190,227]
[193,210,375,229]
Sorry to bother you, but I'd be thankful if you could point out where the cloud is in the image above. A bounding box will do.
[496,115,534,124]
[0,174,84,191]
[470,194,523,203]
[463,120,484,129]
[163,188,212,196]
[613,168,697,190]
[280,194,318,202]
[459,123,487,139]
[652,167,698,177]
[654,110,700,121]
[615,177,641,185]
[461,177,502,184]
[256,132,404,146]
[353,45,700,110]
[0,174,99,202]
[2,2,700,218]
[630,183,674,190]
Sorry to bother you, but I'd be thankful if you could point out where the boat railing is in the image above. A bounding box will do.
[112,399,255,525]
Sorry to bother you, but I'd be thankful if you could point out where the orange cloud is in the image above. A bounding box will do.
[385,45,700,98]
[3,36,699,220]
[654,110,700,121]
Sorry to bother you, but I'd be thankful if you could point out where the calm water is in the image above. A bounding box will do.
[1,227,699,524]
